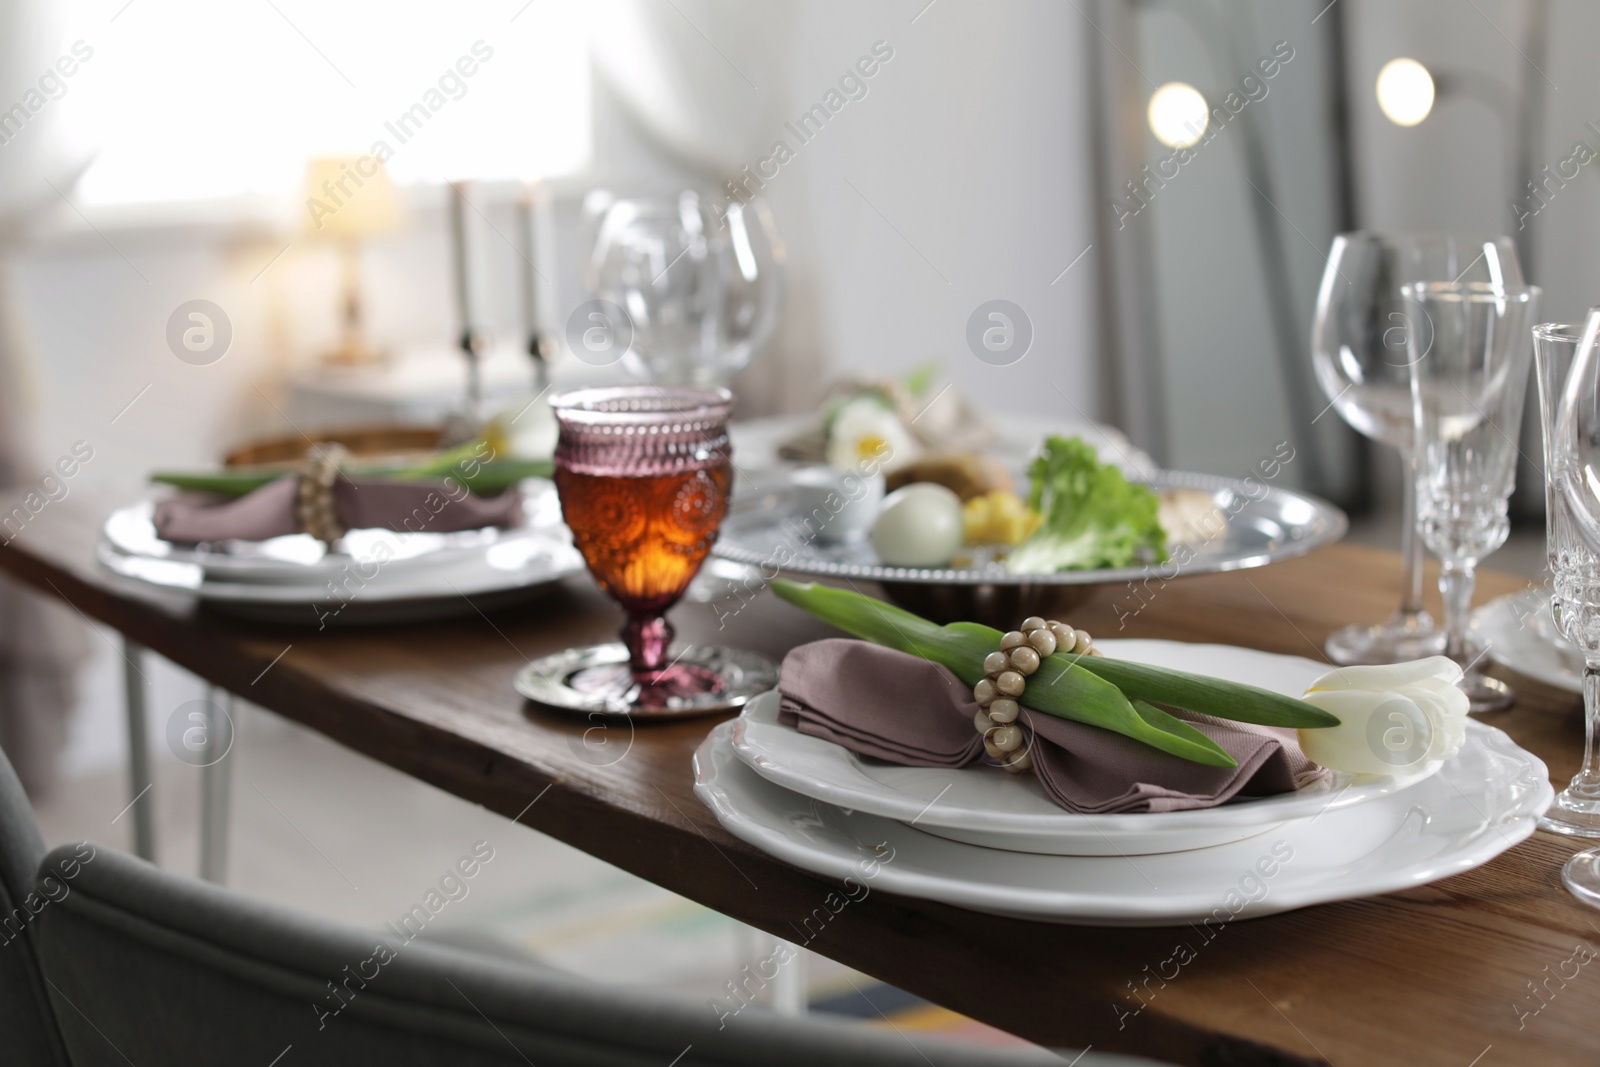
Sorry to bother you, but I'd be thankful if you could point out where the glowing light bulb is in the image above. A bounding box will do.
[1376,58,1435,127]
[1147,83,1208,148]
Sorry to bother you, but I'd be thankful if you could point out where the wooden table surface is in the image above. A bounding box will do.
[2,494,1594,1067]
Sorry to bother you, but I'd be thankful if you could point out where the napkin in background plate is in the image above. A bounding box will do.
[153,477,523,545]
[777,639,1328,815]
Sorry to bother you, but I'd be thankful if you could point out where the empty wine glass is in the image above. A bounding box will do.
[1549,308,1600,904]
[1311,233,1524,664]
[1533,319,1600,839]
[585,190,785,386]
[1405,278,1539,712]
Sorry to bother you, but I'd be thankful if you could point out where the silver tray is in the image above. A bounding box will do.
[712,469,1347,624]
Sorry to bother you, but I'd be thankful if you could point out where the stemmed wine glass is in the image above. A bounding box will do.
[585,190,785,386]
[515,386,778,716]
[1404,278,1539,712]
[1549,307,1600,902]
[1533,318,1600,839]
[1311,234,1524,664]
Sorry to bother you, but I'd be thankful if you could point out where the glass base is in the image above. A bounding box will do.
[1461,670,1515,714]
[1562,849,1600,909]
[515,642,778,718]
[569,661,725,709]
[1325,610,1446,665]
[1541,789,1600,837]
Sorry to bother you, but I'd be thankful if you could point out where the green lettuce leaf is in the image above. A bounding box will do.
[1005,435,1166,573]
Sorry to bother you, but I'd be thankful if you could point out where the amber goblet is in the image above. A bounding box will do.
[516,386,777,716]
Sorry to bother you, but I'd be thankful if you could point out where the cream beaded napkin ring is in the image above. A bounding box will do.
[295,443,348,546]
[972,616,1101,774]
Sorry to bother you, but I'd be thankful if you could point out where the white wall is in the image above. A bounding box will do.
[4,0,1104,501]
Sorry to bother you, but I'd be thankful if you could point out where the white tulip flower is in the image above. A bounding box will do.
[1297,657,1469,776]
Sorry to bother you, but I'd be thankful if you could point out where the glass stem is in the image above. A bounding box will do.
[1574,663,1600,801]
[623,614,673,679]
[1398,446,1426,616]
[1438,560,1476,665]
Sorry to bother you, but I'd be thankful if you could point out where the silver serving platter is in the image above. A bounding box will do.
[712,469,1347,624]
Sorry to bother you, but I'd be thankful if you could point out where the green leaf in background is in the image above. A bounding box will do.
[902,362,941,398]
[150,458,552,499]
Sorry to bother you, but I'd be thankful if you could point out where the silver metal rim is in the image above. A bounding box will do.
[713,469,1347,586]
[514,642,779,718]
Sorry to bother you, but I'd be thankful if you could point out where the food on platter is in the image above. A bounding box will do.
[825,394,921,474]
[1158,488,1229,549]
[885,452,1013,502]
[962,490,1041,546]
[870,483,965,567]
[1004,436,1166,574]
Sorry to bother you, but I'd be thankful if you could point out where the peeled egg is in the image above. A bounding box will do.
[870,483,964,567]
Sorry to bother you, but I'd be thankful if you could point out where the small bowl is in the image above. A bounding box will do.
[789,466,884,545]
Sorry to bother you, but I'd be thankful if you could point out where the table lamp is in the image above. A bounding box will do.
[302,156,404,365]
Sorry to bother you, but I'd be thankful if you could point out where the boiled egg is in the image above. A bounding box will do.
[870,483,964,567]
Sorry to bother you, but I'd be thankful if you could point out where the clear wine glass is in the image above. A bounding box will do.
[1550,308,1600,903]
[1533,318,1600,839]
[1405,279,1539,712]
[1311,233,1524,665]
[586,190,785,386]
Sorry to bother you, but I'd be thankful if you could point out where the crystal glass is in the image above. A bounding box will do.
[1548,308,1600,905]
[1310,233,1523,665]
[586,190,785,386]
[530,385,777,715]
[1533,320,1600,838]
[1405,279,1540,712]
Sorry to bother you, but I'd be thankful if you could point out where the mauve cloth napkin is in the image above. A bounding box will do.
[778,639,1328,814]
[152,477,523,544]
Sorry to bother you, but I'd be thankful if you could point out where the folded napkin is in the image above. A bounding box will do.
[778,639,1328,814]
[153,476,523,545]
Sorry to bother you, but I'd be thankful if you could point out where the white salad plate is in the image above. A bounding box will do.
[731,640,1444,855]
[98,487,584,626]
[101,483,567,585]
[1477,588,1582,695]
[695,718,1552,926]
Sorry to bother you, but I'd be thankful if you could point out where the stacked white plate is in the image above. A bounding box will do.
[693,640,1554,926]
[98,482,585,625]
[1477,587,1583,695]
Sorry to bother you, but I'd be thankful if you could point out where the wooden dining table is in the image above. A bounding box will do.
[2,489,1594,1067]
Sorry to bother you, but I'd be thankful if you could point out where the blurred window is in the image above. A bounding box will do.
[66,0,592,204]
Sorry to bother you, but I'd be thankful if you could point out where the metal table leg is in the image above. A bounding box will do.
[770,939,807,1016]
[198,690,233,884]
[121,637,156,863]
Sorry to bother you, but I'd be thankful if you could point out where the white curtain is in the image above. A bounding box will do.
[0,0,90,798]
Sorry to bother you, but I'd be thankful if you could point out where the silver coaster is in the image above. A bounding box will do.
[515,642,779,718]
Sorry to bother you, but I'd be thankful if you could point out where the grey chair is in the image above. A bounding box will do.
[0,744,1151,1066]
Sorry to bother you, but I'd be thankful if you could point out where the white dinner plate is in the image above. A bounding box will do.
[99,523,584,626]
[102,482,566,585]
[1478,588,1582,695]
[695,720,1551,926]
[732,640,1441,855]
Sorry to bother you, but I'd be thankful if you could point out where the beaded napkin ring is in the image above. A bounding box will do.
[972,616,1102,774]
[295,443,348,546]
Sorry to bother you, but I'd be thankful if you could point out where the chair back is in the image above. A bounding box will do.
[0,747,69,1065]
[31,839,1076,1066]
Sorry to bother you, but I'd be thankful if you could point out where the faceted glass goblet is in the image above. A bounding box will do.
[519,385,777,716]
